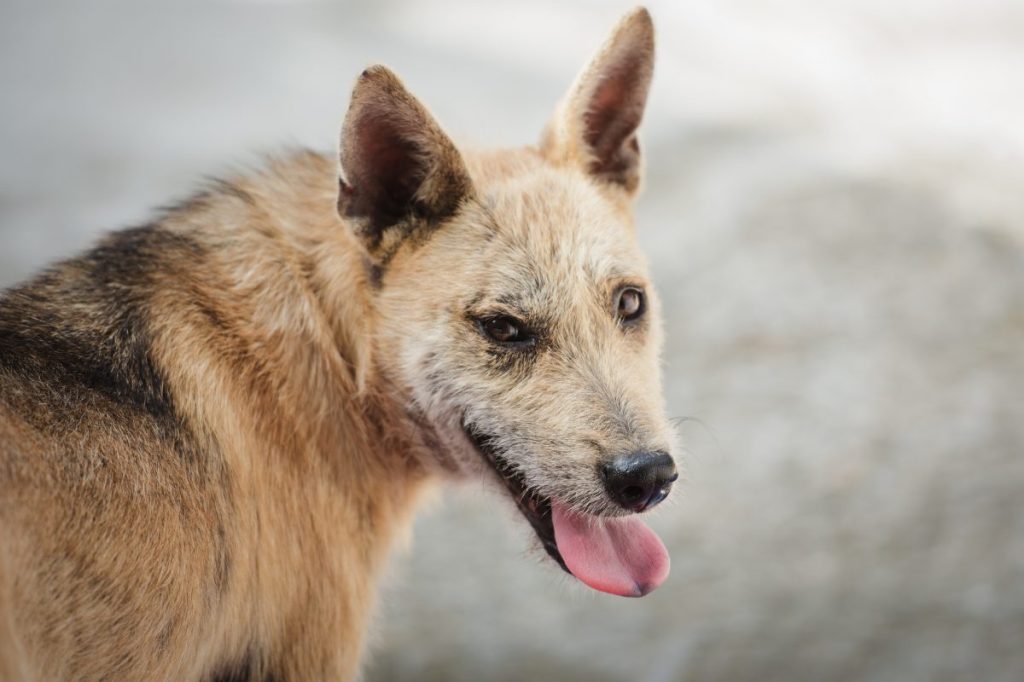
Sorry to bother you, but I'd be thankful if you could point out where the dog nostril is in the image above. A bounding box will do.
[601,451,676,512]
[621,485,645,503]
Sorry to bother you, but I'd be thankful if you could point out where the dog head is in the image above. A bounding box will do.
[337,8,676,597]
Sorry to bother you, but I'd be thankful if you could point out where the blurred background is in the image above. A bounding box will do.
[2,0,1022,680]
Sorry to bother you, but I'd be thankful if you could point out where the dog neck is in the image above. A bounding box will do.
[142,152,436,669]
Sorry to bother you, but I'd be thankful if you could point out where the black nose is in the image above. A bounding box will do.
[601,451,677,512]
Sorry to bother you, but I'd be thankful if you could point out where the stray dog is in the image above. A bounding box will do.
[0,7,676,680]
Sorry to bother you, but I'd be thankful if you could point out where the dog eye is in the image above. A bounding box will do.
[481,316,533,345]
[616,287,645,322]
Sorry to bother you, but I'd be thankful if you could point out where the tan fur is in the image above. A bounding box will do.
[0,8,671,680]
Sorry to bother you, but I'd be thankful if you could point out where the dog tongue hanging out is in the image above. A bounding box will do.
[552,501,671,597]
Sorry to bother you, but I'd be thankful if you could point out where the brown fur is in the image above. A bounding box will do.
[0,8,671,680]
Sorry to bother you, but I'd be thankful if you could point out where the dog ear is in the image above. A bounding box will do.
[338,65,473,258]
[541,7,654,195]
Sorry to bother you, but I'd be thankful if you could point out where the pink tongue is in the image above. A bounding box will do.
[551,500,670,597]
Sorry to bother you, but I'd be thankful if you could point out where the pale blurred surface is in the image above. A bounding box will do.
[2,1,1023,680]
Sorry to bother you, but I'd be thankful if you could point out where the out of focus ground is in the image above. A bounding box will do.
[2,1,1022,680]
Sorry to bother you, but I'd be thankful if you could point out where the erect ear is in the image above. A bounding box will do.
[540,7,654,195]
[338,65,473,259]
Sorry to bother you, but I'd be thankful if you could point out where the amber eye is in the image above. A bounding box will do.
[616,287,645,322]
[481,316,533,345]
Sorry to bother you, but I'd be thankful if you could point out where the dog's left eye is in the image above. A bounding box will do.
[615,287,645,322]
[481,316,533,345]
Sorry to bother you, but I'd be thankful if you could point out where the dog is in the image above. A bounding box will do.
[0,7,676,680]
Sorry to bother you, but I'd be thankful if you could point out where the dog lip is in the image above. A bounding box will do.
[462,422,568,574]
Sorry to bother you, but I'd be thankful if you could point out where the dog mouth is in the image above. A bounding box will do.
[463,423,567,573]
[462,421,671,597]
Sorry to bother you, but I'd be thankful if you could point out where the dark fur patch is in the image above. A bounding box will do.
[157,617,176,651]
[207,650,278,682]
[214,521,231,595]
[0,225,200,453]
[362,256,384,289]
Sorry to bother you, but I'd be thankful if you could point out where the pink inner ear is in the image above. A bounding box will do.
[579,49,650,191]
[342,110,426,230]
[358,113,423,198]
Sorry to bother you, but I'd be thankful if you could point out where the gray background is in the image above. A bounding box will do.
[2,1,1022,680]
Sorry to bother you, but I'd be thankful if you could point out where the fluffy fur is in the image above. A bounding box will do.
[0,8,673,680]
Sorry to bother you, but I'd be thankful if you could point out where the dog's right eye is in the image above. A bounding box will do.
[481,316,533,345]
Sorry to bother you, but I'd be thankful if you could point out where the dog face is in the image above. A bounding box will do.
[338,9,676,597]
